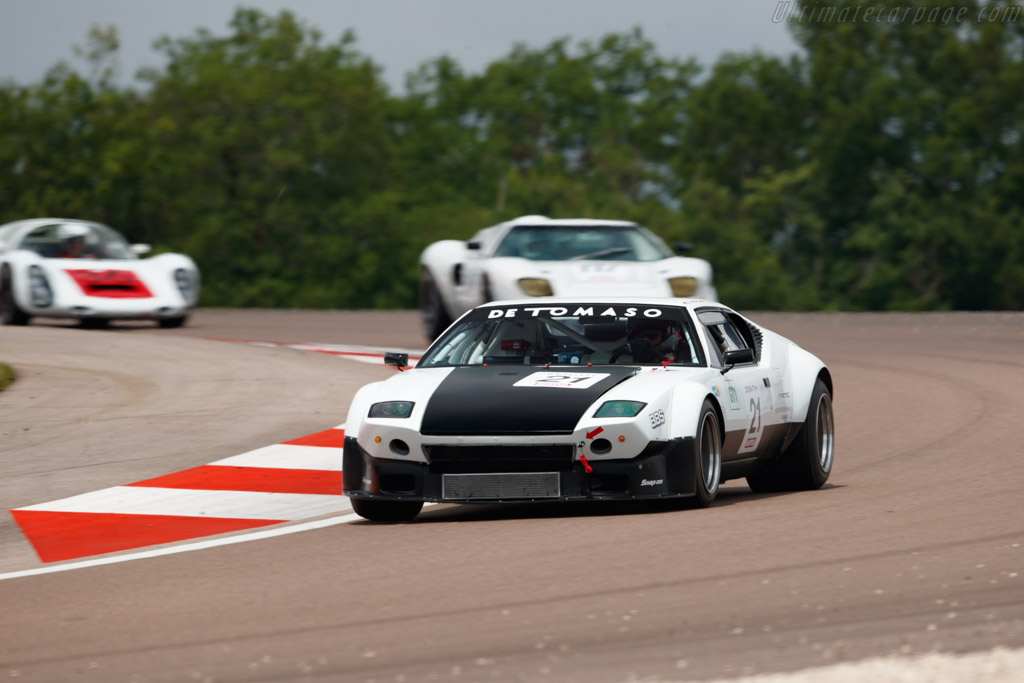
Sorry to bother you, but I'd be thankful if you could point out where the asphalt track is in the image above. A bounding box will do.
[1,308,1023,682]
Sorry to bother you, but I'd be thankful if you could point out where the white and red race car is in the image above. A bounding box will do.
[419,215,717,339]
[343,297,834,522]
[0,218,199,328]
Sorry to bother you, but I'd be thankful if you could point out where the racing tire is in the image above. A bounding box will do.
[747,378,834,493]
[691,399,723,507]
[0,269,31,326]
[158,316,187,329]
[351,498,423,523]
[420,270,452,341]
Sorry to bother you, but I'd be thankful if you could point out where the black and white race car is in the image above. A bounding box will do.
[343,297,834,522]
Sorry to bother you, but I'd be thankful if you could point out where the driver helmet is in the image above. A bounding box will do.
[57,223,90,240]
[627,317,680,362]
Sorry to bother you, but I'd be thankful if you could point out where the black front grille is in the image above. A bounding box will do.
[424,444,574,474]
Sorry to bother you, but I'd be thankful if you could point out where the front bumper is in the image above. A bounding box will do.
[342,435,698,504]
[33,302,191,320]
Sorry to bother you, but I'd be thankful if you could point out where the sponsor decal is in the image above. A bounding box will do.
[641,479,664,487]
[728,386,740,410]
[576,263,625,282]
[513,372,610,389]
[649,408,666,429]
[712,385,721,397]
[488,306,664,319]
[738,397,764,454]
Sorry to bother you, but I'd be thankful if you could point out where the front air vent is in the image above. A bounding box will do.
[424,445,574,474]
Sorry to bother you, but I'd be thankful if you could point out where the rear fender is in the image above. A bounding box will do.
[786,344,830,424]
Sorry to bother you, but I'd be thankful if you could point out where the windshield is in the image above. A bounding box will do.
[418,303,705,368]
[491,225,672,262]
[17,222,138,260]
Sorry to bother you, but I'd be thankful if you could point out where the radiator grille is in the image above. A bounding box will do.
[442,472,560,500]
[425,444,573,474]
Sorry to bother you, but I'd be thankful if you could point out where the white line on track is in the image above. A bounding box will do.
[0,510,364,582]
[17,486,350,520]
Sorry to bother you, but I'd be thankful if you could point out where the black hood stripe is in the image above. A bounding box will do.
[420,366,638,435]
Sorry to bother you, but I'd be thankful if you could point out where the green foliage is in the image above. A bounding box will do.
[0,3,1022,310]
[0,362,14,391]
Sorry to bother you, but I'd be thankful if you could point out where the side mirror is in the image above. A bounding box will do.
[673,242,693,254]
[467,241,481,251]
[131,243,152,256]
[384,352,410,370]
[722,348,755,371]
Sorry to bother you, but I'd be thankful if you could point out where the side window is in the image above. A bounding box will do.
[697,309,753,367]
[725,312,760,360]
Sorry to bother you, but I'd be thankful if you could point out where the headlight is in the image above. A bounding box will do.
[369,401,415,418]
[174,268,199,306]
[518,278,552,296]
[594,400,647,418]
[28,266,53,307]
[668,277,697,297]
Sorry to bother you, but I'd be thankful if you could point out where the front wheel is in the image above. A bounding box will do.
[419,270,452,341]
[1,270,31,326]
[747,378,834,493]
[351,498,423,523]
[158,316,187,328]
[692,399,723,507]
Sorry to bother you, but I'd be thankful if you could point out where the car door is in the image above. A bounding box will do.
[696,308,775,461]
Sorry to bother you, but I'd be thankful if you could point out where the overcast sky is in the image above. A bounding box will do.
[0,0,801,92]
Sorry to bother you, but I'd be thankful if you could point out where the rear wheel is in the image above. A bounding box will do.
[692,400,722,507]
[158,316,187,328]
[1,268,31,326]
[747,378,834,493]
[420,270,452,341]
[351,498,423,523]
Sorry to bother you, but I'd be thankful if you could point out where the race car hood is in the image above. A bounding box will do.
[487,256,710,299]
[420,365,639,435]
[488,259,667,298]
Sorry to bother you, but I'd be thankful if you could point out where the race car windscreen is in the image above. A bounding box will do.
[19,223,138,260]
[491,225,672,261]
[418,304,706,368]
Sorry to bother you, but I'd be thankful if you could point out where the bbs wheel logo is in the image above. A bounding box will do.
[649,409,666,429]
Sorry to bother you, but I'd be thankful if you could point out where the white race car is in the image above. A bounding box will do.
[0,218,199,328]
[343,297,834,522]
[419,216,718,339]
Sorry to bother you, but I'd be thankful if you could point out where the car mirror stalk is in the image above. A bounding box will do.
[721,348,755,374]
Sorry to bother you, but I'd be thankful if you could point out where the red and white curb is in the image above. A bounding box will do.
[222,340,424,366]
[9,427,349,565]
[4,341,427,576]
